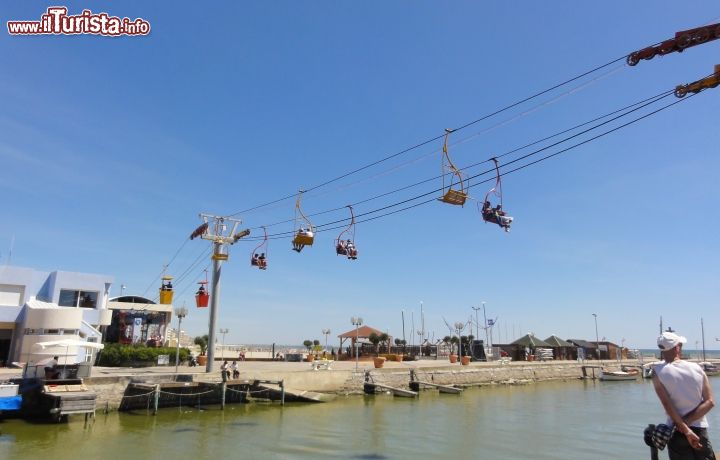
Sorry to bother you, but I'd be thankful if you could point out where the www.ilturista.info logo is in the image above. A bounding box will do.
[7,7,150,36]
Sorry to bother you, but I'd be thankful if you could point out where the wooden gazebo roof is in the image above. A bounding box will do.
[338,325,385,339]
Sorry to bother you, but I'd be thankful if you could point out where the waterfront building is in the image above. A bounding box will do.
[105,295,172,346]
[0,265,113,366]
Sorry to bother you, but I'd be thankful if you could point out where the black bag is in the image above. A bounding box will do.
[644,423,675,451]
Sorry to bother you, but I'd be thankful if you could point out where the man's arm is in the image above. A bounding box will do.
[653,375,702,449]
[683,373,716,425]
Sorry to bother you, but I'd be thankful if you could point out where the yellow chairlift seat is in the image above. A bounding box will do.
[439,189,468,206]
[159,275,174,305]
[292,230,315,246]
[439,128,468,207]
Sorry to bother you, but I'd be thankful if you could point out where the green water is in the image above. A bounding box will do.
[2,379,720,459]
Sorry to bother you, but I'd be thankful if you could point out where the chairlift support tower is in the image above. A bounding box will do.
[192,213,250,372]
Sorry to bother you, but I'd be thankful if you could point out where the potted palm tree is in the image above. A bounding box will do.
[303,340,314,362]
[394,338,404,362]
[368,333,385,368]
[194,335,209,366]
[449,336,459,363]
[461,335,472,365]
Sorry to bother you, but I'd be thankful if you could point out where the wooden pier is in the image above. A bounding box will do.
[43,381,97,422]
[121,376,332,414]
[409,370,463,394]
[363,371,418,398]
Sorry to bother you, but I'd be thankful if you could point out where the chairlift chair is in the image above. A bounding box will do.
[335,205,358,260]
[438,129,468,206]
[159,275,174,304]
[480,158,514,232]
[251,226,269,270]
[291,191,315,252]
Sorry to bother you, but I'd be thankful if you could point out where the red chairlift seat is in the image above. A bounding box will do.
[195,281,209,308]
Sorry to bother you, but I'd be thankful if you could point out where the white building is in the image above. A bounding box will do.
[0,265,113,366]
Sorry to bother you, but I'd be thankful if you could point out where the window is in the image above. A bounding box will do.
[58,290,98,308]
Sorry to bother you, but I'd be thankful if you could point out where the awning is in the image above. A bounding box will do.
[32,339,105,350]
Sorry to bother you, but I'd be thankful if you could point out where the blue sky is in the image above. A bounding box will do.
[1,1,718,349]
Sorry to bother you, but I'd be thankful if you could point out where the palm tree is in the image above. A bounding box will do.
[443,336,452,354]
[303,340,313,352]
[450,336,460,356]
[368,332,381,356]
[379,333,390,354]
[194,334,209,356]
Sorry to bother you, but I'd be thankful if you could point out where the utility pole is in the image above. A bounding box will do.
[471,305,481,341]
[592,313,600,360]
[219,328,229,360]
[191,214,250,372]
[482,301,490,355]
[174,305,188,373]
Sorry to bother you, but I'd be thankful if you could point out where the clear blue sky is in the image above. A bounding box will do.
[2,1,718,349]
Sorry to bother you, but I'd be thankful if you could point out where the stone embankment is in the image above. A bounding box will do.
[1,359,645,412]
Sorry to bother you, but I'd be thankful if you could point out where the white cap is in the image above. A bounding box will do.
[657,331,687,350]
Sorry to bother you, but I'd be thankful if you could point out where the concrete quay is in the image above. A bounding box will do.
[0,358,644,411]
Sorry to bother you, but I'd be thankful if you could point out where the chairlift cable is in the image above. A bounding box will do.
[225,54,630,218]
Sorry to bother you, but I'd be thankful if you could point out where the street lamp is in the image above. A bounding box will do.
[592,313,600,360]
[219,328,229,360]
[454,321,465,361]
[322,328,331,352]
[471,305,482,341]
[351,317,363,371]
[174,306,188,373]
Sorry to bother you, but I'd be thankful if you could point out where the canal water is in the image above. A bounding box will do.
[2,378,719,460]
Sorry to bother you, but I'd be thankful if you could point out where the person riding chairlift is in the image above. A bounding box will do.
[336,240,347,256]
[345,239,357,259]
[482,200,513,232]
[258,253,267,269]
[251,254,259,266]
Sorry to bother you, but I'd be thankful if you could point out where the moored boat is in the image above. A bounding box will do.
[599,369,640,381]
[700,362,720,377]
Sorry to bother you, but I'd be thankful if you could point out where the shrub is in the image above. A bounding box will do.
[97,343,190,366]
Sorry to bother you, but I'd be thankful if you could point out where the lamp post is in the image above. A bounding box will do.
[219,328,229,360]
[471,305,482,341]
[592,313,600,360]
[351,317,363,371]
[322,328,331,352]
[454,321,465,361]
[174,306,188,373]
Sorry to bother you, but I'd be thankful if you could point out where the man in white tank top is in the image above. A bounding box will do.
[653,331,716,459]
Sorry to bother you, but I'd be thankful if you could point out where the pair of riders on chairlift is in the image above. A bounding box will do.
[481,200,513,232]
[336,239,358,259]
[251,252,267,269]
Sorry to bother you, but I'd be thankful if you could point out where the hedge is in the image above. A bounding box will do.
[97,343,191,366]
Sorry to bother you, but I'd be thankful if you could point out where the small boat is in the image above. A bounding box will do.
[599,369,639,381]
[0,382,22,415]
[700,362,720,377]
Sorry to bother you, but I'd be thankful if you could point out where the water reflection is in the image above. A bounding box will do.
[0,379,718,460]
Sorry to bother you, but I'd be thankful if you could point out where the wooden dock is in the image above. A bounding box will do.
[363,371,418,398]
[409,370,462,394]
[580,365,603,380]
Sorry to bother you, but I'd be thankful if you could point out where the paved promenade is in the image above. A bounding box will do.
[0,357,618,380]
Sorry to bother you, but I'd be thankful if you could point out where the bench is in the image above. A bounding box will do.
[310,360,333,370]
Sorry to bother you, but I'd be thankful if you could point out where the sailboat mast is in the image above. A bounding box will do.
[701,317,707,362]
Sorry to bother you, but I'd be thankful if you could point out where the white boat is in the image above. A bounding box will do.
[700,362,720,377]
[599,369,639,381]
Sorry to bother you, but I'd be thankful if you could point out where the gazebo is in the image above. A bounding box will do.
[543,335,576,360]
[337,325,386,359]
[510,334,552,361]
